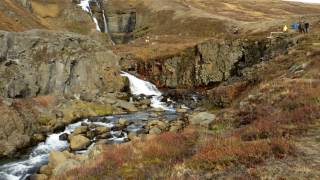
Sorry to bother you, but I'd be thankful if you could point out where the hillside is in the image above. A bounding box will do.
[0,0,319,180]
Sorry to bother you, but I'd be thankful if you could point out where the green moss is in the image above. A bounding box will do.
[210,123,227,134]
[69,101,113,116]
[38,115,53,126]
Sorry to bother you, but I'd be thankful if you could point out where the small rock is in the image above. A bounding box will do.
[139,99,151,106]
[149,127,162,135]
[81,122,89,127]
[73,126,88,135]
[115,100,138,112]
[117,118,129,126]
[70,135,91,151]
[189,112,216,128]
[96,139,111,144]
[86,131,96,139]
[59,133,69,141]
[96,132,112,139]
[176,108,188,113]
[88,123,98,129]
[169,126,181,133]
[148,120,168,130]
[95,126,111,135]
[111,124,125,131]
[152,107,165,112]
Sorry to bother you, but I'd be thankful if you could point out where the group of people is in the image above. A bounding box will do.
[290,20,310,33]
[298,20,310,33]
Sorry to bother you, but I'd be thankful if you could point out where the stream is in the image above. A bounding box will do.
[0,72,182,180]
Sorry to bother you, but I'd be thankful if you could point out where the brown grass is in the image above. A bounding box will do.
[58,129,199,180]
[32,96,55,108]
[188,136,293,171]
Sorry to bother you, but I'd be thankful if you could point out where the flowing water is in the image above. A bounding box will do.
[78,0,109,32]
[0,72,176,180]
[120,71,175,111]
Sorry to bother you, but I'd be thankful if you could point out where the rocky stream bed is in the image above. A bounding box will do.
[0,72,198,180]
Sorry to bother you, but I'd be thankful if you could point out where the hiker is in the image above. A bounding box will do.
[283,25,288,32]
[291,22,299,30]
[305,22,310,33]
[298,21,306,33]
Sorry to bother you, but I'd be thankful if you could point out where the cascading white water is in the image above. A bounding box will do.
[0,119,116,180]
[78,0,106,32]
[120,72,174,111]
[102,9,108,33]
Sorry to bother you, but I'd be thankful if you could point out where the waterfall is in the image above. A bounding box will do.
[120,72,174,111]
[78,0,107,32]
[102,9,108,33]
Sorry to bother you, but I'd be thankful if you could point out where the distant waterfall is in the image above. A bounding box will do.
[121,72,174,111]
[78,0,108,32]
[102,9,109,33]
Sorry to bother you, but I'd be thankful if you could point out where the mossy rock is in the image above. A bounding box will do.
[38,115,54,126]
[62,101,114,123]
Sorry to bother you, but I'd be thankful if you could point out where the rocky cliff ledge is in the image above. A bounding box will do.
[0,30,124,98]
[121,35,297,88]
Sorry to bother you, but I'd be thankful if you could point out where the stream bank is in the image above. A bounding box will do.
[0,72,198,180]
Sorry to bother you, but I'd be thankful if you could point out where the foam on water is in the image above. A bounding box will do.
[121,71,174,111]
[93,17,101,31]
[78,0,91,12]
[0,118,116,179]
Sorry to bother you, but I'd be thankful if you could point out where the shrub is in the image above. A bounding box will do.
[188,136,294,171]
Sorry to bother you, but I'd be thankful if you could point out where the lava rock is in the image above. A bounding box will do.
[59,133,69,141]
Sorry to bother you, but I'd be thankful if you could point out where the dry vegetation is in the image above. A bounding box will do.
[58,129,199,180]
[56,78,320,179]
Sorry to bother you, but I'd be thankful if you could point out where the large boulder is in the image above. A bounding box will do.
[95,126,111,135]
[115,100,138,112]
[69,135,91,151]
[52,159,80,176]
[0,99,40,158]
[189,112,216,128]
[73,126,89,135]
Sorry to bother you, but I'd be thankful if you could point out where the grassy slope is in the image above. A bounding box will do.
[111,0,320,60]
[0,0,95,34]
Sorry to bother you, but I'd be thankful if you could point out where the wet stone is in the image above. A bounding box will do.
[59,133,69,141]
[73,126,88,135]
[95,126,111,135]
[96,132,113,139]
[111,124,125,131]
[86,131,96,139]
[149,127,162,135]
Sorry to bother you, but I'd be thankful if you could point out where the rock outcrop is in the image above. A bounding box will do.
[103,0,137,43]
[0,30,125,99]
[123,35,295,88]
[16,0,32,11]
